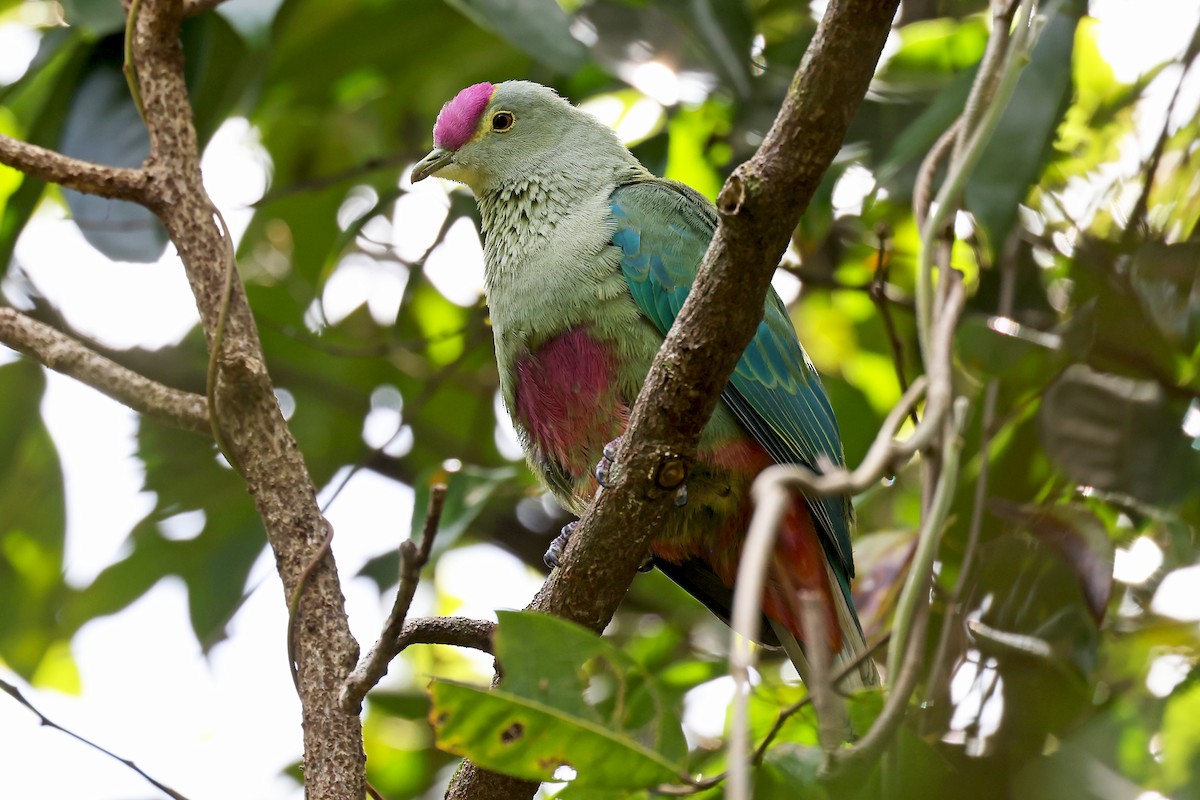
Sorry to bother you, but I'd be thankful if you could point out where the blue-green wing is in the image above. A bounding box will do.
[610,179,855,577]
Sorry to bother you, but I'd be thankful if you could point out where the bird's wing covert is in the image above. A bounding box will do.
[609,179,855,577]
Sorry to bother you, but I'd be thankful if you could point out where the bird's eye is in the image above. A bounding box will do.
[491,111,515,132]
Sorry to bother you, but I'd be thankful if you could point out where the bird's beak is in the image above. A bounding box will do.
[411,147,454,183]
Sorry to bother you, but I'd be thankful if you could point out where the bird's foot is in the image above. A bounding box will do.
[595,436,689,507]
[545,520,657,573]
[595,437,622,488]
[544,521,576,569]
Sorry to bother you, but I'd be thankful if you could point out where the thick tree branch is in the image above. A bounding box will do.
[444,1,900,797]
[0,308,210,435]
[0,135,150,202]
[126,1,366,797]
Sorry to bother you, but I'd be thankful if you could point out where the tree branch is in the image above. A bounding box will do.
[1,678,192,800]
[443,1,901,797]
[0,308,211,435]
[125,1,367,796]
[0,136,150,202]
[395,616,496,654]
[341,484,448,713]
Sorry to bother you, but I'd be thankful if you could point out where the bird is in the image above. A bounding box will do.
[412,80,879,691]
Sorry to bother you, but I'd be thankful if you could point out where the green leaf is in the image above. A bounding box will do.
[1161,681,1200,794]
[1130,241,1200,350]
[965,0,1083,253]
[878,16,989,87]
[989,501,1114,623]
[66,419,262,649]
[427,610,687,788]
[358,465,517,589]
[1039,364,1200,506]
[444,0,586,74]
[59,61,168,262]
[58,0,126,36]
[0,361,67,680]
[0,31,92,275]
[429,681,682,788]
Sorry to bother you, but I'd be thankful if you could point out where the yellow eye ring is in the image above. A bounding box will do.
[491,111,515,132]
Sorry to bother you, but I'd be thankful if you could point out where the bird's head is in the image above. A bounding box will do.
[411,81,631,193]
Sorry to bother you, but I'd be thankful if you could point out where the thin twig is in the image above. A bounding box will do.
[744,274,966,503]
[727,277,964,799]
[916,0,1040,360]
[925,234,1018,697]
[288,519,336,691]
[123,0,146,121]
[654,634,890,797]
[252,153,414,207]
[782,261,915,309]
[1122,25,1200,245]
[822,399,968,779]
[0,308,210,435]
[1,677,193,800]
[953,0,1022,161]
[869,226,918,426]
[800,590,841,753]
[340,484,449,713]
[205,206,243,475]
[913,119,962,233]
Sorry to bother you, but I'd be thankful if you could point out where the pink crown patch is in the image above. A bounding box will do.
[433,82,495,151]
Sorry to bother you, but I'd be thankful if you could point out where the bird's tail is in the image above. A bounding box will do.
[768,560,879,689]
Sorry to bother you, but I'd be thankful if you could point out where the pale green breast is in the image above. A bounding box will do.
[479,174,658,413]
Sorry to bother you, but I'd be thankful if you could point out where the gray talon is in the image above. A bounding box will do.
[595,436,623,488]
[544,521,576,569]
[637,557,655,573]
[673,483,688,507]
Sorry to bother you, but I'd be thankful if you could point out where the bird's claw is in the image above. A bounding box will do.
[673,483,688,507]
[547,523,656,574]
[544,521,576,569]
[595,437,623,488]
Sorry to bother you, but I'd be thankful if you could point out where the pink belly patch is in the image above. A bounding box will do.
[514,328,627,475]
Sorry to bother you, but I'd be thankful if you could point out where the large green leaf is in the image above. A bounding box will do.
[444,0,586,74]
[0,30,92,275]
[358,464,517,589]
[65,418,262,649]
[965,0,1083,253]
[0,361,67,679]
[427,610,687,788]
[1039,365,1200,507]
[59,60,167,262]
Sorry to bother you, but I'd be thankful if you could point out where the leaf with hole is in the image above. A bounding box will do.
[427,610,686,788]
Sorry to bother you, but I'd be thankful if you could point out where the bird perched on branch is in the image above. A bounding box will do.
[413,80,878,690]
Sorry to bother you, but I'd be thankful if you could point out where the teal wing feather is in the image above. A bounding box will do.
[610,178,855,579]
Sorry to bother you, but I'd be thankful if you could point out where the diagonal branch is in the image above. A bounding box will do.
[126,1,367,797]
[0,308,210,435]
[444,1,901,797]
[0,136,150,202]
[340,484,448,713]
[1,677,192,800]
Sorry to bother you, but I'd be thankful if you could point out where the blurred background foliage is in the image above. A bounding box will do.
[1,0,1199,798]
